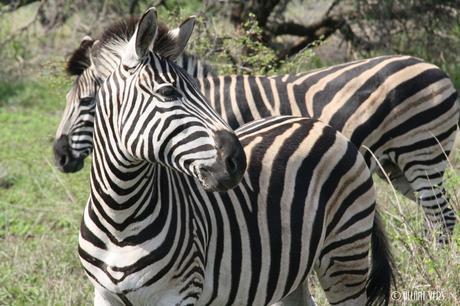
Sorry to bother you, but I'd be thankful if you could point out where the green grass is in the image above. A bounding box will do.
[0,77,92,305]
[0,74,459,305]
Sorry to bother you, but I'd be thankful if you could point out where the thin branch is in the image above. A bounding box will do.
[338,20,374,51]
[325,0,342,16]
[275,16,346,59]
[269,15,344,37]
[0,0,39,13]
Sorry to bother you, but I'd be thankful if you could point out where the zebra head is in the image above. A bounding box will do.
[54,37,100,173]
[97,8,246,191]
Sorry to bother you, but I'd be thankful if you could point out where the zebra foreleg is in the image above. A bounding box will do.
[270,282,316,306]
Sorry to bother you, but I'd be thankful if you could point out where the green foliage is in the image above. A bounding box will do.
[276,39,324,75]
[444,168,460,210]
[187,11,320,76]
[216,13,278,74]
[0,72,70,110]
[0,22,30,78]
[154,0,204,19]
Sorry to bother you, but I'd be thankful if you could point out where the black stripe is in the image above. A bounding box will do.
[351,68,449,147]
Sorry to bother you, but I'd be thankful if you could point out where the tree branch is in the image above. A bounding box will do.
[0,0,39,13]
[269,15,345,37]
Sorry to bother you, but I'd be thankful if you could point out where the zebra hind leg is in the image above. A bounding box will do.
[270,282,316,306]
[399,161,457,243]
[379,157,456,244]
[393,125,458,243]
[377,159,415,201]
[413,177,456,244]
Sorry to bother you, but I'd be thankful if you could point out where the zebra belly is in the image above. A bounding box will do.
[196,228,318,305]
[125,286,186,306]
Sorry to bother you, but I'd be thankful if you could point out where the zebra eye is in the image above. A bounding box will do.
[80,97,94,107]
[157,86,181,100]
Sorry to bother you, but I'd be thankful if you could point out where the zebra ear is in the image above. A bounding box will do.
[80,36,93,44]
[123,7,158,67]
[89,40,99,66]
[165,16,196,60]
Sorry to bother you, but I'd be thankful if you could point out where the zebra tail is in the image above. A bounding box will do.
[366,211,396,306]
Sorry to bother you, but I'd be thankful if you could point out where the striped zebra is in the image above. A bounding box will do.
[197,59,459,242]
[54,17,459,242]
[81,8,393,305]
[53,37,101,172]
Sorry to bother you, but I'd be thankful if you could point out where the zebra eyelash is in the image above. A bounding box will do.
[154,84,182,101]
[80,97,95,107]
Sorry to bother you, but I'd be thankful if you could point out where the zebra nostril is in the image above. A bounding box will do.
[226,157,237,175]
[59,154,68,167]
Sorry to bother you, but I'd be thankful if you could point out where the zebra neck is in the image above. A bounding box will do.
[88,148,209,249]
[88,155,156,233]
[85,160,209,297]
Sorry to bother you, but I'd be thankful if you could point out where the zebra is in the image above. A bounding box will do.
[53,17,459,242]
[53,37,101,171]
[197,61,459,242]
[81,8,394,305]
[54,18,214,172]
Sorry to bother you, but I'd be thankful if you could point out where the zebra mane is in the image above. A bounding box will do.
[66,38,95,76]
[95,16,178,60]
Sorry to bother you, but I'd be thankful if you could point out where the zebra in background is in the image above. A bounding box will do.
[53,37,101,172]
[54,16,459,242]
[198,58,459,242]
[81,8,394,305]
[53,17,214,172]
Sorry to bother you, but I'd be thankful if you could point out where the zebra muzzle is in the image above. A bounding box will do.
[197,130,246,192]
